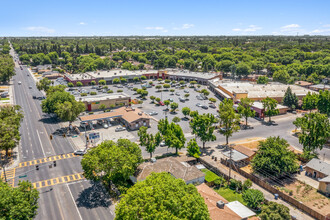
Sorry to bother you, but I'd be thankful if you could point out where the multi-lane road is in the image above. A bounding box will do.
[8,46,115,220]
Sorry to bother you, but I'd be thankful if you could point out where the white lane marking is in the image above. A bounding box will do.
[66,184,83,220]
[36,130,46,157]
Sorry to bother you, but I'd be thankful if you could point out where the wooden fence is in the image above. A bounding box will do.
[200,157,328,220]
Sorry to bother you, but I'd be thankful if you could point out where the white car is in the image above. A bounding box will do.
[196,103,202,107]
[103,123,109,129]
[115,126,126,132]
[149,111,158,116]
[74,149,86,155]
[18,81,22,85]
[160,141,166,147]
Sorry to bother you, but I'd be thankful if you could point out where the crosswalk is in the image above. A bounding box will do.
[0,168,16,187]
[32,173,85,189]
[18,153,78,168]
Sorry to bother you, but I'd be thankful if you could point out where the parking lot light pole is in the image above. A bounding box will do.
[84,125,88,150]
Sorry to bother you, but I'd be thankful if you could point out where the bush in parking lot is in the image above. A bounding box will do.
[90,80,96,85]
[76,81,83,87]
[141,75,147,80]
[184,93,190,99]
[157,78,163,82]
[90,91,97,95]
[103,86,108,89]
[179,80,185,85]
[209,97,216,103]
[170,102,179,112]
[99,104,106,110]
[163,84,170,89]
[80,93,87,96]
[150,96,156,103]
[112,78,120,84]
[148,81,153,85]
[172,116,181,123]
[164,79,171,83]
[67,82,74,87]
[107,90,113,93]
[117,89,123,92]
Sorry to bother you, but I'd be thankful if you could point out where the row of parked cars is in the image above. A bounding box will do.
[80,119,126,132]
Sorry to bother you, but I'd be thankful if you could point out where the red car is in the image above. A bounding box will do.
[159,101,164,106]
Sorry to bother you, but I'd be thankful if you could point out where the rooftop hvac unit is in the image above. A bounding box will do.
[216,201,225,209]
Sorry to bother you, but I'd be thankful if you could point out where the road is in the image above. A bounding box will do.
[9,45,115,220]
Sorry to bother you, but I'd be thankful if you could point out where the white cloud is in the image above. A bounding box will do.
[310,28,330,34]
[79,22,87,25]
[24,26,55,33]
[173,24,195,30]
[232,25,261,32]
[281,24,300,29]
[145,26,168,32]
[322,24,330,27]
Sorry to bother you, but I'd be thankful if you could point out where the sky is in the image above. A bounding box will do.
[1,0,329,36]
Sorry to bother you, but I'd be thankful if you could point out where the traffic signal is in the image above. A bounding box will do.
[53,161,56,167]
[50,134,53,140]
[36,165,39,170]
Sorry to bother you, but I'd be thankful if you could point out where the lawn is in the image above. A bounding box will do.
[201,168,219,182]
[0,98,9,100]
[214,187,247,206]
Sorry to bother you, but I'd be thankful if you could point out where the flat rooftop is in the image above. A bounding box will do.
[65,73,95,81]
[216,82,317,99]
[88,69,157,79]
[75,92,130,102]
[166,69,220,79]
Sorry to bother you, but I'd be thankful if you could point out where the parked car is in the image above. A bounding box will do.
[115,126,126,132]
[74,149,86,155]
[175,92,180,96]
[80,122,88,128]
[29,86,32,89]
[209,103,216,108]
[103,123,109,129]
[169,98,173,102]
[179,97,185,102]
[159,101,165,106]
[196,95,203,100]
[196,103,202,107]
[149,111,158,116]
[184,89,189,93]
[202,105,209,109]
[160,141,166,147]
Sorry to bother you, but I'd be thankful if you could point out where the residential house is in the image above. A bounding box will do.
[304,158,330,194]
[197,183,256,220]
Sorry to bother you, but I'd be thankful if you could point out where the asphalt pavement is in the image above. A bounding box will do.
[9,46,115,220]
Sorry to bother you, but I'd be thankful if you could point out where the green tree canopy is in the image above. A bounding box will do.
[36,78,52,92]
[259,201,291,220]
[242,189,264,209]
[257,76,269,84]
[115,172,210,220]
[190,113,216,149]
[187,138,201,158]
[0,180,39,220]
[317,90,330,116]
[302,92,318,112]
[138,126,161,158]
[55,100,85,125]
[237,97,255,126]
[283,87,298,110]
[182,107,191,118]
[262,97,279,123]
[0,55,15,83]
[251,136,299,177]
[218,99,240,145]
[293,112,330,152]
[81,139,143,190]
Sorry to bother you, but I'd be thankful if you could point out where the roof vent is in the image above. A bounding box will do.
[216,201,225,209]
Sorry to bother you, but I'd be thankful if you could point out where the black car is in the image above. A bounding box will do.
[201,105,209,109]
[32,95,36,99]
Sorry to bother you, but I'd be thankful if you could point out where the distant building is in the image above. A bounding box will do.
[309,84,330,91]
[132,157,205,185]
[196,183,256,220]
[209,81,317,103]
[295,81,313,88]
[76,93,131,111]
[234,101,288,119]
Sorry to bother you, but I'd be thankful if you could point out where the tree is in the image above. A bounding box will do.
[242,189,264,209]
[163,83,170,89]
[259,202,291,220]
[0,105,23,157]
[76,81,83,87]
[209,97,216,103]
[170,89,175,94]
[242,179,252,191]
[317,90,330,116]
[36,78,51,91]
[120,78,127,83]
[67,82,74,87]
[236,62,251,77]
[302,92,318,112]
[184,93,190,99]
[218,99,240,145]
[150,95,156,103]
[90,80,96,85]
[115,172,209,220]
[283,87,298,110]
[155,85,162,91]
[237,98,255,126]
[133,77,140,82]
[293,112,330,152]
[158,118,186,154]
[251,136,299,177]
[187,139,201,159]
[170,102,179,112]
[81,139,143,190]
[190,113,216,149]
[42,91,75,114]
[155,97,161,103]
[257,76,269,84]
[273,69,290,83]
[98,79,106,85]
[182,107,191,119]
[0,55,15,83]
[201,89,210,96]
[0,180,39,220]
[138,126,161,158]
[112,78,120,84]
[164,100,170,109]
[55,100,85,127]
[46,85,67,96]
[262,97,279,123]
[172,116,181,123]
[99,104,106,110]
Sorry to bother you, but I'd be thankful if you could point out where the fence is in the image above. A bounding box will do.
[200,157,328,220]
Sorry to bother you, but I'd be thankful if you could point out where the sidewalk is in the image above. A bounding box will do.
[201,156,314,220]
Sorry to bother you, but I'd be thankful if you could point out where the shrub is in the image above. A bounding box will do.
[117,89,123,92]
[109,104,115,109]
[103,86,108,89]
[243,189,264,209]
[107,90,113,93]
[88,112,94,115]
[67,82,74,87]
[90,80,96,85]
[98,79,106,85]
[76,81,83,87]
[90,91,97,95]
[229,179,242,191]
[80,93,87,96]
[242,179,252,191]
[209,97,216,103]
[172,116,181,123]
[99,104,106,110]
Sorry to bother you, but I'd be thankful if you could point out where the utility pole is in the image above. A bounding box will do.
[228,144,234,184]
